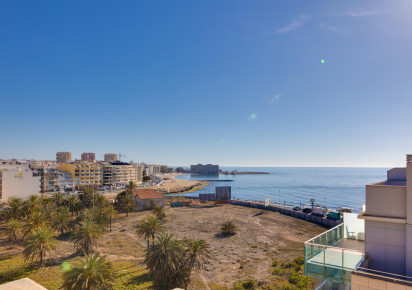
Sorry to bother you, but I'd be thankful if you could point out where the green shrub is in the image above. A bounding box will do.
[234,286,244,290]
[251,243,258,249]
[294,256,304,265]
[295,265,302,272]
[289,274,299,284]
[281,262,295,268]
[283,286,292,290]
[241,279,256,289]
[272,260,278,267]
[272,268,282,275]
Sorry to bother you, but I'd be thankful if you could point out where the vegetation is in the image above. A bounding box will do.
[70,220,102,254]
[62,252,114,290]
[152,205,167,222]
[136,215,165,247]
[23,227,57,267]
[116,192,136,217]
[220,220,237,236]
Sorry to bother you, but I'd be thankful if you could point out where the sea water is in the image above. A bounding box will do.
[175,167,389,212]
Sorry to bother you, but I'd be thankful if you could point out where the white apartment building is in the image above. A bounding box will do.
[304,154,412,289]
[102,161,143,187]
[0,159,40,202]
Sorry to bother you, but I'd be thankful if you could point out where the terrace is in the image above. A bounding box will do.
[304,214,366,286]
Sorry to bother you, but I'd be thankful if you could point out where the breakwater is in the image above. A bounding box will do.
[229,199,342,228]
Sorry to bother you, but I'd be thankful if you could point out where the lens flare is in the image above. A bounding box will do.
[249,113,257,121]
[61,262,72,271]
[321,59,325,64]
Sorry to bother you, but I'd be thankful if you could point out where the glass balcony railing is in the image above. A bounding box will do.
[304,224,366,285]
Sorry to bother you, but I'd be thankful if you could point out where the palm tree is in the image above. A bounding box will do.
[6,197,25,219]
[52,192,64,208]
[103,205,117,231]
[144,233,185,287]
[24,195,39,215]
[62,252,114,290]
[0,201,7,221]
[126,181,137,194]
[152,205,167,222]
[92,209,109,232]
[183,237,210,275]
[23,226,57,267]
[66,195,78,216]
[41,197,54,218]
[23,210,47,237]
[94,194,109,208]
[220,221,237,236]
[52,209,71,236]
[5,218,22,242]
[136,215,165,247]
[118,193,136,217]
[70,220,102,254]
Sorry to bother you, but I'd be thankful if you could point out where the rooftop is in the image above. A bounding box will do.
[133,189,164,199]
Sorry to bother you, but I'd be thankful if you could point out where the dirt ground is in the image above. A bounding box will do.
[0,204,325,289]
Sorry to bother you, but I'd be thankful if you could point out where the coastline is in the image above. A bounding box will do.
[147,173,207,194]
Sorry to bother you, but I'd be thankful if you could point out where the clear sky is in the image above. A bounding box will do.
[1,1,411,167]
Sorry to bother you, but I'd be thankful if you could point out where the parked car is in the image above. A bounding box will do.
[327,211,341,220]
[312,206,327,217]
[292,206,301,211]
[302,205,312,213]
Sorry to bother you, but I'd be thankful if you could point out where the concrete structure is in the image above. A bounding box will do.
[133,189,164,211]
[102,161,141,187]
[56,152,71,164]
[0,160,40,202]
[104,153,118,162]
[81,152,96,162]
[0,278,46,289]
[190,163,219,174]
[58,161,102,189]
[30,161,60,192]
[58,170,75,190]
[304,154,412,289]
[147,164,162,175]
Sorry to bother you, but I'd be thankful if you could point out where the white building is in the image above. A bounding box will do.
[304,154,412,289]
[0,159,40,202]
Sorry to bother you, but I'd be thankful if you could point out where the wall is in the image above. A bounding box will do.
[343,212,365,240]
[351,274,412,290]
[366,184,406,219]
[1,170,40,202]
[365,220,406,275]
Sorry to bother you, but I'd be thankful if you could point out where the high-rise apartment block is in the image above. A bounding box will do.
[59,161,102,189]
[104,153,118,162]
[81,152,96,162]
[190,164,219,174]
[102,161,142,187]
[56,152,71,164]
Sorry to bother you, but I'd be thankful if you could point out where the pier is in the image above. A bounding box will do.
[229,199,342,228]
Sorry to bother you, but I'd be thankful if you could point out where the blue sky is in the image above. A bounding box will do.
[1,1,411,167]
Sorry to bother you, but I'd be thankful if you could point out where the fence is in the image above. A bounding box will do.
[229,199,342,228]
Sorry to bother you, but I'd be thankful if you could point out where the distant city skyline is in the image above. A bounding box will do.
[1,0,411,167]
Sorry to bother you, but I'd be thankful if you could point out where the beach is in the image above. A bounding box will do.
[146,173,206,194]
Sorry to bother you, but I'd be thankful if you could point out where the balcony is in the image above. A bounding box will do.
[304,214,366,286]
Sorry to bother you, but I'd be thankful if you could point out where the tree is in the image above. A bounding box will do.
[6,197,25,219]
[24,195,39,215]
[220,221,237,236]
[183,237,210,276]
[126,181,137,194]
[79,188,95,209]
[0,201,7,221]
[117,193,136,217]
[23,210,47,237]
[62,252,114,290]
[103,205,117,232]
[92,209,109,232]
[152,205,167,222]
[5,218,22,242]
[52,192,64,208]
[41,197,54,219]
[66,195,78,216]
[136,215,165,247]
[144,233,185,288]
[23,227,57,267]
[52,209,71,236]
[70,220,102,254]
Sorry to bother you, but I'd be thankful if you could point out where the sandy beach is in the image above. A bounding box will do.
[146,173,206,194]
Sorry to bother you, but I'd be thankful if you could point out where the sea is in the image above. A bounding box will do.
[174,167,389,213]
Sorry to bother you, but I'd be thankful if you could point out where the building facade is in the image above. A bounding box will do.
[0,160,40,202]
[56,152,71,164]
[102,161,141,187]
[104,153,118,162]
[190,163,219,174]
[58,161,102,189]
[30,161,60,192]
[81,152,96,162]
[133,189,165,211]
[304,154,412,289]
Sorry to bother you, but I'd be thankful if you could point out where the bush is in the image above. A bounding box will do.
[241,279,256,289]
[220,221,237,236]
[272,268,283,275]
[294,256,304,265]
[283,286,292,290]
[272,260,278,267]
[251,244,258,249]
[295,265,302,272]
[288,274,299,284]
[281,262,295,269]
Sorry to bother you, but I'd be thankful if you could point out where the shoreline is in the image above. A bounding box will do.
[146,173,207,194]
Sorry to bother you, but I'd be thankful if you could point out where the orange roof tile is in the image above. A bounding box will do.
[133,189,164,199]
